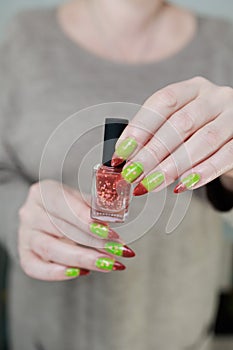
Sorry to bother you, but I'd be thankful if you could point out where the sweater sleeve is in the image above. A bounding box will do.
[0,18,32,263]
[205,178,233,212]
[204,19,233,214]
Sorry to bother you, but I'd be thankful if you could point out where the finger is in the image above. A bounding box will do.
[174,139,233,192]
[29,231,126,272]
[123,92,222,182]
[25,203,123,247]
[38,181,120,241]
[20,250,90,281]
[133,112,232,195]
[112,77,212,166]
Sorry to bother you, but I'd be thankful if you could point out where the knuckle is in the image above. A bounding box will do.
[191,76,209,85]
[155,88,178,108]
[29,182,40,197]
[41,179,57,188]
[35,179,58,197]
[199,124,221,150]
[18,205,27,221]
[145,88,177,110]
[173,108,195,133]
[146,138,165,160]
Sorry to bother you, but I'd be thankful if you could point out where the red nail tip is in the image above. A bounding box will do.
[113,261,126,271]
[173,183,187,194]
[111,157,124,167]
[80,269,90,276]
[108,230,120,240]
[133,183,148,196]
[122,245,136,258]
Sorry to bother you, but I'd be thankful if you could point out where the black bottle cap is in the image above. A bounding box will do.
[102,118,129,167]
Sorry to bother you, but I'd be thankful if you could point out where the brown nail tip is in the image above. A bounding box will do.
[108,230,120,240]
[122,245,136,258]
[173,183,186,194]
[113,261,126,271]
[133,183,148,196]
[111,157,124,167]
[80,269,91,276]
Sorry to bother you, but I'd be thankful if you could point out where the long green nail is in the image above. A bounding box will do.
[105,242,135,257]
[95,257,115,270]
[121,162,144,183]
[141,172,165,192]
[115,138,138,159]
[65,268,80,277]
[181,173,201,189]
[90,223,109,238]
[104,242,124,256]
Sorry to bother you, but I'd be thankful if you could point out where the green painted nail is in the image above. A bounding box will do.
[115,138,138,159]
[141,172,165,192]
[121,162,144,183]
[65,268,80,277]
[181,173,201,189]
[90,223,109,238]
[105,242,124,257]
[95,257,115,270]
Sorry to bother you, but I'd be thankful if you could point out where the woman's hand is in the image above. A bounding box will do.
[111,77,233,195]
[18,180,135,281]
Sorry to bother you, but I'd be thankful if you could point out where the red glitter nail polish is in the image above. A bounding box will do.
[122,245,136,258]
[91,118,132,223]
[113,261,126,271]
[79,269,90,276]
[133,183,148,196]
[111,157,124,167]
[173,183,187,194]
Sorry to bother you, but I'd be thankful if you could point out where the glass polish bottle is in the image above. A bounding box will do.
[91,118,131,223]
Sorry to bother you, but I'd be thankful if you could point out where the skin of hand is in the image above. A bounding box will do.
[18,180,135,281]
[111,76,233,195]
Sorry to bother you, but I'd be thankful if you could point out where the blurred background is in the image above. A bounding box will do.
[0,1,233,349]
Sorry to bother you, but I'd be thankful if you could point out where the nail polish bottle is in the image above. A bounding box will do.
[91,118,131,223]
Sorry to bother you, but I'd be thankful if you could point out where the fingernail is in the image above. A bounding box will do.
[114,138,138,160]
[104,242,135,258]
[95,257,126,271]
[113,261,126,271]
[79,269,90,276]
[65,268,90,277]
[90,222,119,239]
[174,173,201,193]
[121,162,144,183]
[111,157,124,167]
[133,172,165,196]
[65,268,80,277]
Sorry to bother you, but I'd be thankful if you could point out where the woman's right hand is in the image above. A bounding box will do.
[18,180,135,281]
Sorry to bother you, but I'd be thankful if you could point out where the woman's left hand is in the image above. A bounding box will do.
[111,76,233,195]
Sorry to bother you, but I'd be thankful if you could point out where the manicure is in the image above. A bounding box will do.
[65,268,90,277]
[104,242,135,258]
[121,162,144,183]
[174,173,201,193]
[133,172,165,196]
[111,157,125,167]
[111,137,138,166]
[95,257,126,271]
[90,222,119,239]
